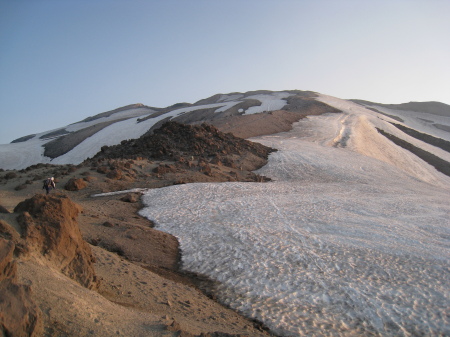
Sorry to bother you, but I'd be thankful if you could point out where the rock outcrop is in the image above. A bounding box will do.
[14,194,98,289]
[64,177,88,191]
[0,205,9,213]
[92,121,276,168]
[0,238,43,337]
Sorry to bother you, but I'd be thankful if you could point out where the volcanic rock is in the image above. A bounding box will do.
[14,194,98,289]
[0,239,16,282]
[91,121,275,164]
[106,168,123,180]
[120,193,139,203]
[153,164,177,174]
[96,165,109,174]
[64,177,88,191]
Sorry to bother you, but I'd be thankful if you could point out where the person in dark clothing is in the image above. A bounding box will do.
[43,177,56,194]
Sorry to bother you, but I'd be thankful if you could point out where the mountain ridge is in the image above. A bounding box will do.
[1,90,450,173]
[1,90,450,336]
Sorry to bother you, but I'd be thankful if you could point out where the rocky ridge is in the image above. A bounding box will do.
[97,121,274,161]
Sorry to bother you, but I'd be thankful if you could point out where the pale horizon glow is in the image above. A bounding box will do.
[1,0,449,144]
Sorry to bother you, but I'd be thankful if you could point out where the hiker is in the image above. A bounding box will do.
[43,177,56,194]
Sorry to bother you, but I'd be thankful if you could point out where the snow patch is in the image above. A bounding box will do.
[91,188,147,197]
[140,103,450,336]
[366,104,450,142]
[244,92,291,115]
[0,138,51,170]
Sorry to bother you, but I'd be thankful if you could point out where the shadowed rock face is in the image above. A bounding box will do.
[14,194,98,289]
[0,238,43,337]
[0,205,9,213]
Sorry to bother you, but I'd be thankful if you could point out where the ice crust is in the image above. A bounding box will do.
[140,95,450,336]
[244,92,291,115]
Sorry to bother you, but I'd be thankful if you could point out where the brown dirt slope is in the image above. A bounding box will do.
[0,121,280,336]
[0,238,43,336]
[210,97,341,138]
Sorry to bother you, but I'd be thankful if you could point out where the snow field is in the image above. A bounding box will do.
[2,91,448,173]
[140,178,449,336]
[315,95,450,186]
[366,104,450,143]
[0,101,244,169]
[243,92,291,115]
[140,101,450,336]
[51,101,244,165]
[0,138,52,170]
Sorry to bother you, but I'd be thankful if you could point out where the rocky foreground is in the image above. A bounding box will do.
[0,122,278,336]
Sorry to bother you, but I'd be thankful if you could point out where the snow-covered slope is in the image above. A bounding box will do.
[353,100,450,143]
[1,90,449,173]
[139,94,450,336]
[6,90,449,335]
[0,90,315,170]
[317,95,450,185]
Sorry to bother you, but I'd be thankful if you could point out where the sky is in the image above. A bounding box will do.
[0,0,449,144]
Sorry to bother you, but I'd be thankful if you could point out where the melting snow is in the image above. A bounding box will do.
[0,102,241,169]
[64,107,156,133]
[0,91,305,169]
[140,95,450,336]
[91,188,147,197]
[0,138,51,170]
[244,92,291,115]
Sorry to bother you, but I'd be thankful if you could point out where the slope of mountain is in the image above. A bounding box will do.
[3,89,450,182]
[1,89,450,183]
[1,90,450,336]
[0,90,338,170]
[139,94,450,336]
[0,122,279,336]
[352,99,450,139]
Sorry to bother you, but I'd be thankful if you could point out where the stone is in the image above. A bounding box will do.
[14,194,98,289]
[120,193,139,203]
[64,178,88,191]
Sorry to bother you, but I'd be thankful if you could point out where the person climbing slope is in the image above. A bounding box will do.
[43,177,56,194]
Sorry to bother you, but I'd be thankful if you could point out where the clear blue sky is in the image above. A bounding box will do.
[1,0,449,144]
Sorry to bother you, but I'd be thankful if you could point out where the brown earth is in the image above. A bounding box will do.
[209,99,341,139]
[0,122,279,337]
[0,110,341,336]
[0,238,43,336]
